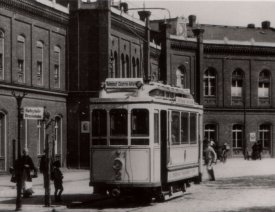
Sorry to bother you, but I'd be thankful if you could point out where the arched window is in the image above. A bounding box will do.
[37,120,45,155]
[0,30,4,80]
[259,124,271,149]
[203,68,216,96]
[121,54,125,78]
[36,41,44,86]
[231,69,244,97]
[232,124,243,149]
[114,51,118,77]
[126,55,130,77]
[17,35,25,83]
[54,116,62,156]
[176,66,186,88]
[136,58,140,77]
[258,70,270,98]
[132,57,136,78]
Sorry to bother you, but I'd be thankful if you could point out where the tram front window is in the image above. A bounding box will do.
[92,109,107,145]
[110,109,128,145]
[131,109,149,145]
[171,111,180,145]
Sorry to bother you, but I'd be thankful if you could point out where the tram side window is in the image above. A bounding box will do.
[190,113,197,144]
[92,109,107,145]
[131,109,149,145]
[110,109,128,145]
[110,109,127,136]
[171,111,180,145]
[154,111,159,144]
[131,109,149,136]
[181,112,189,144]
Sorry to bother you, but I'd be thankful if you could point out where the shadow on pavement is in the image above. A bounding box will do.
[204,175,275,189]
[220,206,275,212]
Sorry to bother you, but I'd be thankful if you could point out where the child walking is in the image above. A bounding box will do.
[52,160,63,202]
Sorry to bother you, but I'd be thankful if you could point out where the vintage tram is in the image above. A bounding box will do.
[89,78,203,201]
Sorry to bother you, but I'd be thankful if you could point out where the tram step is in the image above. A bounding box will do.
[164,191,184,201]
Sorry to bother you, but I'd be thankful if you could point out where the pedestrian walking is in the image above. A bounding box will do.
[220,143,230,163]
[15,147,37,198]
[51,160,64,202]
[203,141,217,181]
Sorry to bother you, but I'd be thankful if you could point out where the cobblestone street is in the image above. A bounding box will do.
[1,158,275,211]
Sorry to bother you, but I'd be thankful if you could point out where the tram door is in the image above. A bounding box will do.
[161,110,168,185]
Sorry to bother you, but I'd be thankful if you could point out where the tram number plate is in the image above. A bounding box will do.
[168,167,198,181]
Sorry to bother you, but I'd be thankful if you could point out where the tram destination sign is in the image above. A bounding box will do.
[23,107,44,120]
[105,78,143,89]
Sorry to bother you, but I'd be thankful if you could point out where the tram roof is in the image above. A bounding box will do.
[90,78,202,108]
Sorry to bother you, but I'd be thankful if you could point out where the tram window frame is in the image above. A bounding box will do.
[92,109,107,137]
[181,112,189,144]
[110,108,128,136]
[190,113,197,144]
[171,111,180,145]
[154,110,159,144]
[92,109,107,145]
[131,109,149,137]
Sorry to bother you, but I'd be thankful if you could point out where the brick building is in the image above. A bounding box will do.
[2,0,275,170]
[0,0,69,172]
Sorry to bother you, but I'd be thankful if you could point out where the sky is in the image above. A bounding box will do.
[122,1,275,28]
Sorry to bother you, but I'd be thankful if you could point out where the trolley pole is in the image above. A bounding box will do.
[12,91,27,211]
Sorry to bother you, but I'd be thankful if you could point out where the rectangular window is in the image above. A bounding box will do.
[0,115,5,157]
[181,112,189,144]
[131,109,149,145]
[154,112,159,144]
[231,80,242,97]
[0,54,3,74]
[54,64,60,87]
[110,109,127,145]
[18,59,24,83]
[190,113,197,144]
[258,82,269,97]
[37,61,42,85]
[171,111,180,145]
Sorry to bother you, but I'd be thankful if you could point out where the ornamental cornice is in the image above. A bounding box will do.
[0,0,69,27]
[204,43,275,55]
[170,39,197,51]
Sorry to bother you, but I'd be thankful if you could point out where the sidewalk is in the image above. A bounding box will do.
[0,159,275,211]
[0,169,92,212]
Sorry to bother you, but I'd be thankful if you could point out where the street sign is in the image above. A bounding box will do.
[23,107,44,120]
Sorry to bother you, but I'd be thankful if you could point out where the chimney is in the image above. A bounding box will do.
[262,21,271,29]
[188,15,196,27]
[247,24,255,29]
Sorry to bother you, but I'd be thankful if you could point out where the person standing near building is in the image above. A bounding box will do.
[203,141,217,181]
[51,160,64,202]
[15,148,37,197]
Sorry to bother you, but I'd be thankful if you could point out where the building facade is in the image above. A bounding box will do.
[0,0,69,172]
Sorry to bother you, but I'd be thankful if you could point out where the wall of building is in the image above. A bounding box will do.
[0,0,68,172]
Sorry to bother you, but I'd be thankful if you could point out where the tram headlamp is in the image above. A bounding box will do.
[113,158,123,171]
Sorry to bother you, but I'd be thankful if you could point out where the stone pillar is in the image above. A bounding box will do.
[192,28,205,105]
[138,11,151,81]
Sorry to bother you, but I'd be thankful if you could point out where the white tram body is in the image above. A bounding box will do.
[89,78,203,200]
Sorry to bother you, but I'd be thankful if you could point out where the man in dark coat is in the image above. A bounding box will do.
[15,148,37,197]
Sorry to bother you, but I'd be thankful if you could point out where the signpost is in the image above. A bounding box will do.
[23,107,44,120]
